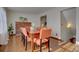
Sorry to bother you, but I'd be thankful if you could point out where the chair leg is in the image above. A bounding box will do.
[22,34,25,46]
[25,36,27,51]
[48,39,50,52]
[21,33,27,51]
[34,43,35,50]
[46,42,48,48]
[40,45,42,52]
[40,39,42,52]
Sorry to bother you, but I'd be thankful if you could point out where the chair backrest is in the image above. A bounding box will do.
[50,37,60,50]
[25,26,30,33]
[20,27,27,36]
[40,28,52,39]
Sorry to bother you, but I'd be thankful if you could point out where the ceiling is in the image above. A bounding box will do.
[6,7,53,14]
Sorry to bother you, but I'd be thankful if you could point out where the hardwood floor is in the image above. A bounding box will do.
[4,36,25,52]
[0,45,6,52]
[0,35,79,52]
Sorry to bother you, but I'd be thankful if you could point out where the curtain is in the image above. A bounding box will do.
[0,8,8,45]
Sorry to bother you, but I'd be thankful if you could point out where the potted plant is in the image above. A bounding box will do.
[8,24,14,36]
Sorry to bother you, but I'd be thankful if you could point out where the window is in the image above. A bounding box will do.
[0,8,8,45]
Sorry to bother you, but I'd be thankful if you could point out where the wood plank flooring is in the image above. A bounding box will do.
[0,35,79,52]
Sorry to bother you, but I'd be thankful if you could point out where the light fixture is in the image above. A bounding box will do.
[67,23,71,28]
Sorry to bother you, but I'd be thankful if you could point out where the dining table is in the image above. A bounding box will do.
[29,31,40,52]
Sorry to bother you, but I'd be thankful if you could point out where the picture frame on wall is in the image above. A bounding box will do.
[40,15,47,27]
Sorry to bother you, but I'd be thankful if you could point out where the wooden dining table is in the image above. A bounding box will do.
[29,31,40,52]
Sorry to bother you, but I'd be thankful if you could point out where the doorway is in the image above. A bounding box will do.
[61,8,76,42]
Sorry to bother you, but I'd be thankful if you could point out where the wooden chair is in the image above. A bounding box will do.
[33,28,52,52]
[20,27,31,50]
[47,36,76,52]
[47,36,63,52]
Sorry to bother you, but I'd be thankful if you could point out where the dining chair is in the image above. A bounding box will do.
[47,36,63,52]
[20,27,31,50]
[47,36,76,52]
[33,28,52,52]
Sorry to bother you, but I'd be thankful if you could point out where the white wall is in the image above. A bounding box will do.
[7,11,40,34]
[76,8,79,42]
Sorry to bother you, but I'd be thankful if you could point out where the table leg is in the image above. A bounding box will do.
[31,34,34,52]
